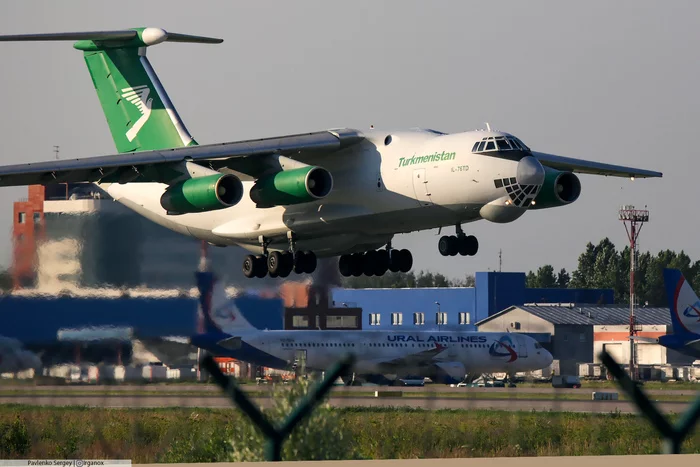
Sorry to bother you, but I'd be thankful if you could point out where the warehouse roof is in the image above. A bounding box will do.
[477,305,671,326]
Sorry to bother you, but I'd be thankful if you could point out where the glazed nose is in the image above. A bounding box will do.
[516,155,545,186]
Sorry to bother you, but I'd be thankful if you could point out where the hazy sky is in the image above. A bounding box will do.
[0,1,696,280]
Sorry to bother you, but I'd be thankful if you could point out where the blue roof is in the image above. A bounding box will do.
[478,305,671,326]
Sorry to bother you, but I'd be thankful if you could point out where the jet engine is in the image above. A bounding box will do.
[160,173,244,214]
[250,166,333,207]
[530,167,581,209]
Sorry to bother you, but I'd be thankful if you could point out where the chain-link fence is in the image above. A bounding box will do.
[1,349,699,462]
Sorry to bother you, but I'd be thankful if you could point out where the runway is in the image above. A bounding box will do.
[0,393,693,414]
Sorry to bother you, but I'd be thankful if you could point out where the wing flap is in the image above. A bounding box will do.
[533,151,662,178]
[0,129,365,187]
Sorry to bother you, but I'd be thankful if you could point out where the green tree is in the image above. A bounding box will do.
[556,268,570,288]
[535,265,557,288]
[525,271,538,288]
[569,242,597,288]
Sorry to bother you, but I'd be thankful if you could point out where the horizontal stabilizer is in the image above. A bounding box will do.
[0,28,223,47]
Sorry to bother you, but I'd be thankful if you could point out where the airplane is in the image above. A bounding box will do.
[189,271,553,385]
[0,28,662,280]
[631,268,700,359]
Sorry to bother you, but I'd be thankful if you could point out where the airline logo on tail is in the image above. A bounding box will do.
[122,85,153,141]
[666,268,700,335]
[489,335,518,362]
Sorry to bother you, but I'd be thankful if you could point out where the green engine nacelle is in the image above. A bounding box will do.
[250,166,333,207]
[530,167,581,209]
[160,173,244,214]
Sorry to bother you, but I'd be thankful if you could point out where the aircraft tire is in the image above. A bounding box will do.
[278,252,293,278]
[267,251,284,275]
[388,250,401,272]
[374,249,390,276]
[242,254,257,278]
[294,251,306,274]
[447,236,459,256]
[350,254,363,277]
[254,255,268,278]
[338,255,351,277]
[362,250,377,276]
[304,251,317,274]
[465,235,478,256]
[438,235,452,256]
[398,249,413,273]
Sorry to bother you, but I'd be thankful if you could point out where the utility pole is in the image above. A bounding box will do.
[53,145,60,159]
[619,205,649,382]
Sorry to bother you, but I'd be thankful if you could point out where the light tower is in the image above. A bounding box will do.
[618,204,649,381]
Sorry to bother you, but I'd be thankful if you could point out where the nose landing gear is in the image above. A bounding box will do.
[438,224,478,257]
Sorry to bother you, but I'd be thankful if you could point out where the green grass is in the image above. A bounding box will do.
[1,405,699,460]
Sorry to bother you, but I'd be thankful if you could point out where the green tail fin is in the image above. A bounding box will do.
[0,27,223,153]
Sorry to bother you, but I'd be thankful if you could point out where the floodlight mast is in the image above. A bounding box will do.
[618,205,649,382]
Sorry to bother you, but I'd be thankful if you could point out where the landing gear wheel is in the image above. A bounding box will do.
[447,236,459,256]
[267,251,284,276]
[254,255,267,278]
[304,251,317,274]
[242,254,257,278]
[294,251,306,274]
[350,254,363,277]
[277,252,293,278]
[362,250,377,276]
[465,235,478,256]
[389,250,401,272]
[374,249,390,276]
[438,236,452,256]
[338,255,352,277]
[398,249,413,273]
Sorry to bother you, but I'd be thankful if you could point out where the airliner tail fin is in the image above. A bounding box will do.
[663,268,700,336]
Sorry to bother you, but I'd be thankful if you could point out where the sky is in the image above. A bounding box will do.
[0,0,697,281]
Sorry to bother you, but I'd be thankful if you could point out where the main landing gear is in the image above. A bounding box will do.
[338,246,413,277]
[438,224,478,257]
[242,234,318,279]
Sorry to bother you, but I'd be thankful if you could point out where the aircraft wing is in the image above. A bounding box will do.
[532,151,662,178]
[0,129,365,187]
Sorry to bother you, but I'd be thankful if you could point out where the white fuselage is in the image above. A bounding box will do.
[102,129,539,257]
[233,329,553,378]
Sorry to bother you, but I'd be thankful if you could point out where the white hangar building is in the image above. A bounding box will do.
[476,304,695,376]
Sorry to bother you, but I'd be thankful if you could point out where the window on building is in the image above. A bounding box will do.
[436,312,447,325]
[18,212,26,224]
[369,313,381,326]
[511,322,521,330]
[326,316,358,329]
[459,312,471,325]
[413,312,425,325]
[391,312,403,326]
[292,315,309,328]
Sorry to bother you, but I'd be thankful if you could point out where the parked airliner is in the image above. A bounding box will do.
[189,272,553,384]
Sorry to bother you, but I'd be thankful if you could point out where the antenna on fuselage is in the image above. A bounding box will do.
[485,122,491,131]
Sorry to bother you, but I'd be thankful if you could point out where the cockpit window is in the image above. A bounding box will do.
[473,135,530,153]
[496,138,511,151]
[535,343,542,349]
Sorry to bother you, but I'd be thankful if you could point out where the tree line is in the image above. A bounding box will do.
[342,238,697,307]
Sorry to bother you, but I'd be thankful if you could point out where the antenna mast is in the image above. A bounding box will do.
[618,204,649,382]
[498,249,502,272]
[53,145,59,159]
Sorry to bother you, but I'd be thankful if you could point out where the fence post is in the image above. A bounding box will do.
[599,349,700,454]
[201,352,355,461]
